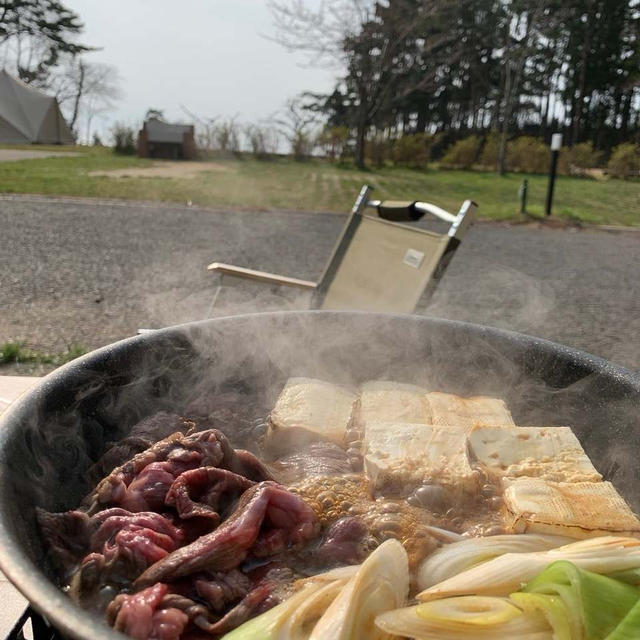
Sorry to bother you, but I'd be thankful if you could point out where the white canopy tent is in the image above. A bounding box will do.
[0,70,74,144]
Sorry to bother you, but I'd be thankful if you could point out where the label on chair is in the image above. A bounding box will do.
[403,248,425,269]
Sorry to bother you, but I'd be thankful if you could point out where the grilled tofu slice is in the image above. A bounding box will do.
[502,477,640,538]
[468,426,602,483]
[364,422,477,493]
[426,392,515,430]
[357,381,431,427]
[267,378,357,454]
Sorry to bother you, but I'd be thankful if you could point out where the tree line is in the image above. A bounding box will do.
[269,0,640,171]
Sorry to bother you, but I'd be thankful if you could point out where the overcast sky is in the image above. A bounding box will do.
[65,0,337,137]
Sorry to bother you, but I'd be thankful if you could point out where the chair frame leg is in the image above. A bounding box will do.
[206,274,225,317]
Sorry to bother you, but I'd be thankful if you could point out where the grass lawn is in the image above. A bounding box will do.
[0,145,638,225]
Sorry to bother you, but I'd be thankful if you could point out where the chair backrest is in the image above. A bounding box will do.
[314,185,476,313]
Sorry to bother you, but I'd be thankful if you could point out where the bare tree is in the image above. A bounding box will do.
[50,58,121,139]
[267,0,373,66]
[214,115,241,154]
[181,107,241,154]
[244,122,281,158]
[181,105,218,151]
[275,97,317,160]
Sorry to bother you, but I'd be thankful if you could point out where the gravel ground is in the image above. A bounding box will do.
[1,194,638,373]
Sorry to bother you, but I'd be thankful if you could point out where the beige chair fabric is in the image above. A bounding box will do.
[320,214,449,313]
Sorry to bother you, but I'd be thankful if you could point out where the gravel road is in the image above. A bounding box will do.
[1,195,638,372]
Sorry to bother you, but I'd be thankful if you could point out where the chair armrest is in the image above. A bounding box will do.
[414,201,457,223]
[370,200,424,222]
[207,262,317,289]
[368,199,458,223]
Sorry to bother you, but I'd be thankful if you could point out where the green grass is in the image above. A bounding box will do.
[0,146,638,225]
[0,340,86,366]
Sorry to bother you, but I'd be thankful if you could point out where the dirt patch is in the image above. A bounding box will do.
[89,161,230,179]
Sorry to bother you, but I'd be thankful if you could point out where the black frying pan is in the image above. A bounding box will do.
[0,311,638,639]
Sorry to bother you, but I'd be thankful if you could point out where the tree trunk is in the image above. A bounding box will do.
[620,89,632,139]
[355,115,367,169]
[416,101,427,133]
[69,61,86,133]
[571,2,594,146]
[540,90,550,138]
[497,62,512,175]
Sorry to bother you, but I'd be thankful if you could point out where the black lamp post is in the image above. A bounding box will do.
[545,133,563,216]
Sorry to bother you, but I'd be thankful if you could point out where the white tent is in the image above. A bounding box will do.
[0,70,74,144]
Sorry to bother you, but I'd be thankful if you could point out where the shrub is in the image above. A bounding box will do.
[478,132,500,168]
[244,124,280,160]
[366,135,393,167]
[290,131,315,161]
[391,133,433,169]
[317,126,349,161]
[112,123,136,155]
[440,135,483,169]
[507,136,549,173]
[558,142,603,175]
[214,118,241,154]
[607,143,640,179]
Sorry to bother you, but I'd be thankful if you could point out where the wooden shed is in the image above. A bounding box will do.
[137,117,196,160]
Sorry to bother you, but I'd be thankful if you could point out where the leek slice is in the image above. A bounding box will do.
[375,602,553,639]
[514,560,639,640]
[285,580,347,640]
[418,534,572,590]
[309,538,409,640]
[510,592,573,640]
[416,596,522,626]
[222,542,407,640]
[418,536,640,601]
[221,582,326,640]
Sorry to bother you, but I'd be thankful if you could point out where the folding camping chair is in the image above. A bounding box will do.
[207,185,477,315]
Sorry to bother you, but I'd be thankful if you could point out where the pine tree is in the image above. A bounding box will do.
[0,0,89,84]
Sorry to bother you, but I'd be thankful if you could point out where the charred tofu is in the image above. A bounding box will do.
[468,426,602,483]
[502,477,640,538]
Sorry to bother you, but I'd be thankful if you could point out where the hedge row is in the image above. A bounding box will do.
[366,133,639,178]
